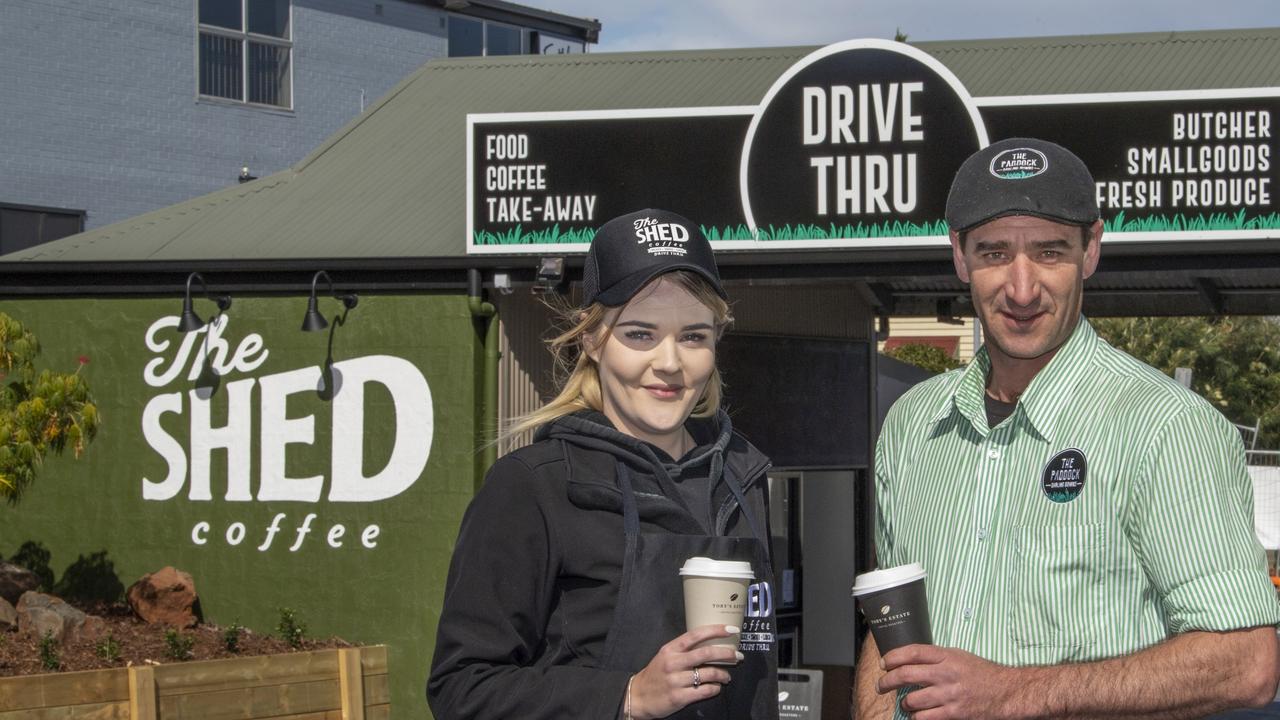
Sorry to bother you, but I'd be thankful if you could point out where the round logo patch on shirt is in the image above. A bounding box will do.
[1040,448,1087,503]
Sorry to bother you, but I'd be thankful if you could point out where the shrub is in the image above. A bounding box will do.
[222,621,244,653]
[164,628,195,661]
[277,607,306,649]
[885,343,965,374]
[0,312,100,505]
[95,632,121,662]
[38,630,59,670]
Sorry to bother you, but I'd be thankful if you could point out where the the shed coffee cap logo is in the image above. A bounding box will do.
[634,216,689,256]
[990,147,1049,180]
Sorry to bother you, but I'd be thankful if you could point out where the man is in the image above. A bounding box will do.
[854,137,1280,720]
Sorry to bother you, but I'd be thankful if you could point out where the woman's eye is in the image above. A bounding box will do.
[681,332,708,343]
[623,330,653,341]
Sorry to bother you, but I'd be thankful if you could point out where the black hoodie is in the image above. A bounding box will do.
[428,410,772,720]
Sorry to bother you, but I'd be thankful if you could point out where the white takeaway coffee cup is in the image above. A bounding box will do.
[680,557,754,657]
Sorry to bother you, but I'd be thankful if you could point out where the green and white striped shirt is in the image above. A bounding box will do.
[875,317,1279,683]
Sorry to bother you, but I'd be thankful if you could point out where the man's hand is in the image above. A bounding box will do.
[877,644,1018,720]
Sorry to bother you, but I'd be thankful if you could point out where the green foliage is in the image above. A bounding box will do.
[163,628,195,660]
[277,607,306,649]
[38,630,59,670]
[1093,316,1280,449]
[95,633,121,662]
[0,312,100,504]
[222,621,244,653]
[885,343,965,374]
[894,27,909,42]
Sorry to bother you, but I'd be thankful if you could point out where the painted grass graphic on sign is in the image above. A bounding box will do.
[473,225,596,245]
[704,220,949,241]
[1105,210,1280,233]
[473,213,1279,246]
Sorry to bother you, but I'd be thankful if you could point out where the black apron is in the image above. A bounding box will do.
[600,461,780,720]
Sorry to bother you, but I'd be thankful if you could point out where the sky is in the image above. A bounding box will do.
[542,0,1279,53]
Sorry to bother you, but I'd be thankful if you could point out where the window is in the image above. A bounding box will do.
[448,16,529,57]
[198,0,292,108]
[0,204,85,255]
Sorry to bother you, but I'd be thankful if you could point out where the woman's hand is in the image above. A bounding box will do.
[626,624,743,719]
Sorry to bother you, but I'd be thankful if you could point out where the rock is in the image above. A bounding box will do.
[0,596,16,631]
[0,562,40,605]
[127,567,198,628]
[79,614,106,644]
[15,591,102,645]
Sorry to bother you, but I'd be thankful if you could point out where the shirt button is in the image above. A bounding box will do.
[987,448,1000,459]
[977,528,987,540]
[962,607,973,620]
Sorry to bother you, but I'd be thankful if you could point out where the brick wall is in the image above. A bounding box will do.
[0,0,446,230]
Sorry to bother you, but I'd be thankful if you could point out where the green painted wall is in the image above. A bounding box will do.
[0,294,481,719]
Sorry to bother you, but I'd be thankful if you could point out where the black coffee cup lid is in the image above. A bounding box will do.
[852,562,926,596]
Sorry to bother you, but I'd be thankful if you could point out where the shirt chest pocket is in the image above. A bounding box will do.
[1010,523,1108,650]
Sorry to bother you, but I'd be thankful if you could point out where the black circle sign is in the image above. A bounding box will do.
[1041,448,1087,503]
[741,40,987,240]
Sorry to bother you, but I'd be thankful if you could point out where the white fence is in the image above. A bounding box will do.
[1249,463,1280,551]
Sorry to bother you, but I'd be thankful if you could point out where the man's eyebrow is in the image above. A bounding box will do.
[1031,238,1073,250]
[972,238,1010,252]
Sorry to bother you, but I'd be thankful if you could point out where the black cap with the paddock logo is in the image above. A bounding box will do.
[945,137,1100,233]
[583,209,726,307]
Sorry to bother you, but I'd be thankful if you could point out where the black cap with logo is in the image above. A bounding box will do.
[945,137,1099,233]
[583,209,726,307]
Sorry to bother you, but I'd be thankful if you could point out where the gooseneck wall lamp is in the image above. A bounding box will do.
[178,272,232,332]
[301,271,359,332]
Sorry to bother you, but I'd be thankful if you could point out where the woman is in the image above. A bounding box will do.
[428,209,778,719]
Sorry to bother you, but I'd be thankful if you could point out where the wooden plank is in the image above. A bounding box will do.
[0,667,130,711]
[357,647,386,675]
[243,712,341,720]
[129,665,157,720]
[156,678,340,720]
[359,675,388,707]
[154,651,340,696]
[362,704,390,720]
[0,700,129,720]
[336,649,363,720]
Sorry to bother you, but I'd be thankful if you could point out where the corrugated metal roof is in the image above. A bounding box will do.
[5,27,1278,265]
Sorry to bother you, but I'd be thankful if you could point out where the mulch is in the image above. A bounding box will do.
[0,601,352,677]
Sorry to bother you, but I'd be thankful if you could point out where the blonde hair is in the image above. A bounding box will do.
[505,271,733,440]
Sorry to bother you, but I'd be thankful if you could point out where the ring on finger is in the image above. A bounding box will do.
[691,667,701,688]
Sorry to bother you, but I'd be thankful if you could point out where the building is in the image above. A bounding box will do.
[1,28,1277,719]
[0,0,598,255]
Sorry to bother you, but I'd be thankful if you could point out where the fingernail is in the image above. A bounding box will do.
[726,625,740,634]
[735,651,744,662]
[878,658,885,670]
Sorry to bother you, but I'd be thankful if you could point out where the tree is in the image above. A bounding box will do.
[1092,316,1280,450]
[0,312,99,503]
[885,342,964,374]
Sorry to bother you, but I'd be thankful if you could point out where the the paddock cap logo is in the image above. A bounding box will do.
[990,148,1048,180]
